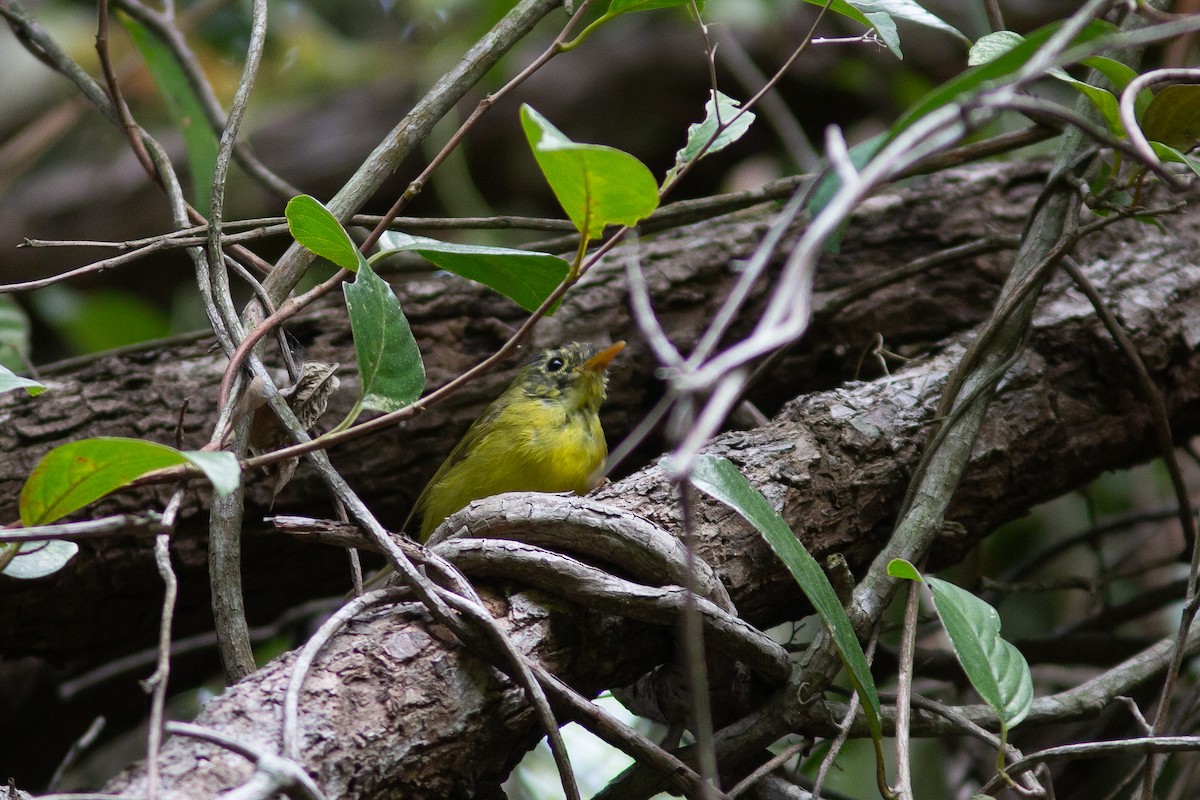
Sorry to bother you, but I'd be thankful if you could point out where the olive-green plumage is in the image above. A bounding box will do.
[408,341,624,541]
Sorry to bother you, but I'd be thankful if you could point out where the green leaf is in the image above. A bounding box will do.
[885,558,922,581]
[608,0,698,12]
[2,540,79,579]
[800,0,965,59]
[890,560,1033,730]
[343,259,425,413]
[688,455,883,740]
[565,0,701,50]
[30,286,171,355]
[520,105,659,241]
[927,576,1034,729]
[1140,84,1200,153]
[121,14,218,211]
[968,31,1025,67]
[797,0,895,57]
[1081,56,1150,118]
[1149,141,1200,180]
[286,195,363,271]
[890,19,1117,139]
[665,91,756,186]
[1059,77,1124,137]
[378,232,569,314]
[862,11,900,57]
[0,294,31,372]
[0,365,45,397]
[19,438,241,526]
[850,0,967,42]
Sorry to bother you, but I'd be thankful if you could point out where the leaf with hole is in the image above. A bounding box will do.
[521,105,659,241]
[665,91,756,186]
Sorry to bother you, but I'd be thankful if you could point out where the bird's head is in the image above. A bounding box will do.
[518,341,625,412]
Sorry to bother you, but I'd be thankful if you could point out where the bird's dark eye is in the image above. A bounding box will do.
[546,356,566,373]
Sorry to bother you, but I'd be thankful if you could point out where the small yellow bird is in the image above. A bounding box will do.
[408,340,625,541]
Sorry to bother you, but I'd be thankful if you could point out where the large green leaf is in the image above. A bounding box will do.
[665,91,756,186]
[20,438,240,526]
[378,232,569,314]
[1140,84,1200,152]
[521,105,659,241]
[121,14,218,211]
[889,560,1033,731]
[343,260,425,413]
[0,365,45,397]
[286,195,363,271]
[689,455,883,740]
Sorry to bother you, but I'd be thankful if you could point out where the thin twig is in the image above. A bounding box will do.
[145,489,184,800]
[893,580,920,799]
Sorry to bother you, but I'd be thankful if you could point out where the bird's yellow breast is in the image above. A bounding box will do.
[416,395,607,539]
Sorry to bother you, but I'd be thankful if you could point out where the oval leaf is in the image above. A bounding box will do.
[0,365,45,397]
[521,105,659,241]
[1140,84,1200,152]
[925,576,1034,729]
[343,260,425,413]
[2,540,79,579]
[378,232,569,313]
[19,438,240,527]
[286,195,362,271]
[688,454,883,740]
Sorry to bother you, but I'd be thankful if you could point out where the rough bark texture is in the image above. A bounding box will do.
[4,160,1200,794]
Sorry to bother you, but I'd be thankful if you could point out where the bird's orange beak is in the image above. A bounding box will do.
[584,340,625,372]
